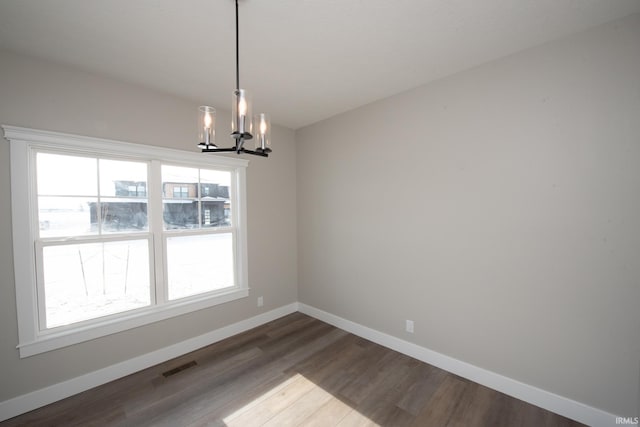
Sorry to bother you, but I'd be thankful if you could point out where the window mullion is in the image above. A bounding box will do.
[149,160,166,305]
[96,158,102,234]
[197,169,202,228]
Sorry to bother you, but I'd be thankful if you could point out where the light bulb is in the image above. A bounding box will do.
[260,118,267,134]
[238,97,247,116]
[204,112,212,128]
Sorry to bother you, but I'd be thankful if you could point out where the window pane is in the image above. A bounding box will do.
[38,196,97,237]
[200,169,230,188]
[99,159,149,233]
[37,153,97,196]
[100,200,148,233]
[99,159,147,197]
[166,233,234,300]
[162,165,198,198]
[163,200,199,229]
[42,240,151,329]
[200,169,231,227]
[162,165,198,229]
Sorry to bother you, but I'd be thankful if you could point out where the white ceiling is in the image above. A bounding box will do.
[1,0,639,129]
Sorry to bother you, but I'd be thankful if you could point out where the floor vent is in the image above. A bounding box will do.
[162,360,197,378]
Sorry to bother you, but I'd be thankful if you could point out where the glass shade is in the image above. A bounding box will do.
[231,89,252,138]
[254,113,272,153]
[198,106,216,148]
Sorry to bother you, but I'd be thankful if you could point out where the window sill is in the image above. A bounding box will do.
[18,288,249,358]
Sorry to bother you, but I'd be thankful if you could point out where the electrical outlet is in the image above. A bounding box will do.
[406,320,414,333]
[257,296,264,307]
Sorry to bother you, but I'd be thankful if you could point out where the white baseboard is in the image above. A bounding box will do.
[298,303,617,427]
[0,301,620,426]
[0,303,299,422]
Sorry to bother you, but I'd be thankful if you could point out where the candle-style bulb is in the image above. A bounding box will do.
[197,106,216,148]
[254,113,271,153]
[232,89,252,137]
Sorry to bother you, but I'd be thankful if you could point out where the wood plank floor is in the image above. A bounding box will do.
[1,313,584,427]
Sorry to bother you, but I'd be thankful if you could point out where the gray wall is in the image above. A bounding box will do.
[1,12,639,420]
[0,50,298,401]
[296,14,640,417]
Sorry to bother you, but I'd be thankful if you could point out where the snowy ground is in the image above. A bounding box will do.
[42,234,234,329]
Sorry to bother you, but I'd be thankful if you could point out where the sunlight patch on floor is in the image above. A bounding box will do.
[222,373,378,426]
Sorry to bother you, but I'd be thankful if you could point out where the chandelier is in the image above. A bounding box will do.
[198,0,272,157]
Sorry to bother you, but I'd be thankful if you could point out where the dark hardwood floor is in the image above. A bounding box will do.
[1,313,584,426]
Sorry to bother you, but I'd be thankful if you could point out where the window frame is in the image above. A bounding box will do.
[4,125,250,358]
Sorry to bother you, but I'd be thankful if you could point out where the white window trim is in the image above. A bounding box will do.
[3,125,250,358]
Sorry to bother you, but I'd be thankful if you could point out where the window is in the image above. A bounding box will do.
[4,125,249,357]
[171,185,189,198]
[37,153,151,329]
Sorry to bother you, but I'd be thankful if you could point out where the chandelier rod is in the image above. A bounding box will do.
[235,0,240,90]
